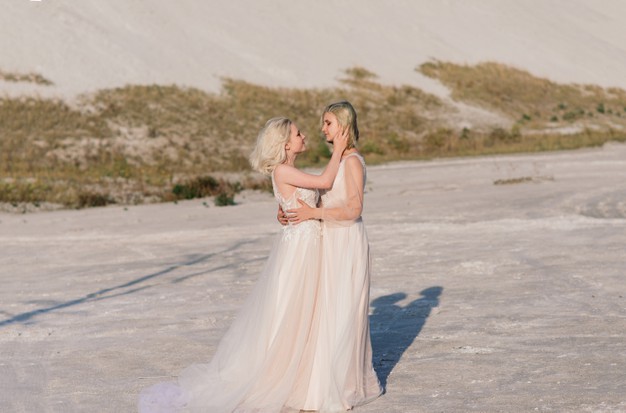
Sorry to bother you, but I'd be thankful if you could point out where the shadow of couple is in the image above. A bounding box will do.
[370,286,443,389]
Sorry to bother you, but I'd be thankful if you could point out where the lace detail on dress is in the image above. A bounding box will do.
[281,219,321,243]
[271,173,321,243]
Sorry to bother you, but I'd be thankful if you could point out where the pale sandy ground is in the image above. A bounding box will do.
[1,144,625,412]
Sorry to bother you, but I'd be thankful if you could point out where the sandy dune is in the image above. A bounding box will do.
[1,144,625,412]
[3,1,626,99]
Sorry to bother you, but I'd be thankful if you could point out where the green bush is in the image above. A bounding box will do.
[215,191,235,206]
[172,176,221,200]
[562,109,584,121]
[77,191,113,208]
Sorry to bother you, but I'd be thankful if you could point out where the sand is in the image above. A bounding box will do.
[3,1,626,99]
[1,143,625,412]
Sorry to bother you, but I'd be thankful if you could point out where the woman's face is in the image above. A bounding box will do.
[287,123,306,154]
[322,112,341,143]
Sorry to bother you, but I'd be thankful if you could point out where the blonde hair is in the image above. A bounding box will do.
[321,100,359,149]
[249,117,293,176]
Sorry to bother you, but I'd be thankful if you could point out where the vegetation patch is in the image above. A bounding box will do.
[493,177,533,185]
[169,175,242,206]
[418,60,626,130]
[1,63,625,210]
[493,175,554,185]
[0,70,53,85]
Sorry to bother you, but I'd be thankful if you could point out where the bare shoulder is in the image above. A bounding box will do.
[344,153,365,171]
[273,164,296,178]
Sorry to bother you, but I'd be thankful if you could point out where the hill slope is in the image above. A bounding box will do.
[2,0,626,98]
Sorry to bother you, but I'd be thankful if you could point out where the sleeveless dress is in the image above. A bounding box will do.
[300,153,383,411]
[139,180,324,412]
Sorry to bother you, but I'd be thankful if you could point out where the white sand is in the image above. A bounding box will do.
[3,0,626,99]
[1,144,625,412]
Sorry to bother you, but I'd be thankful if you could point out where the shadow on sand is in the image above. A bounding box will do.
[370,286,443,390]
[0,239,261,327]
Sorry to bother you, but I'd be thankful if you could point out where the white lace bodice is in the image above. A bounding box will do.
[271,174,321,241]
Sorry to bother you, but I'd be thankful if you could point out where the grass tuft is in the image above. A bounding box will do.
[0,70,54,86]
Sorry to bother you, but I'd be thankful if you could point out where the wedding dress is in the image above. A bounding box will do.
[299,152,383,411]
[139,181,324,413]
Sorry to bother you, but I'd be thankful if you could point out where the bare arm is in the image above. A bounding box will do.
[273,128,348,190]
[286,156,364,223]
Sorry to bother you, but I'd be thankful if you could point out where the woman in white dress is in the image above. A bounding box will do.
[285,101,383,411]
[139,117,348,413]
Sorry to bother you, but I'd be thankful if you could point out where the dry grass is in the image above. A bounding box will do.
[0,70,54,85]
[493,176,554,186]
[1,63,625,210]
[493,177,533,185]
[418,60,626,128]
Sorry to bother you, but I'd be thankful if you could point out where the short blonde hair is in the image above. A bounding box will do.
[249,117,292,176]
[321,101,359,149]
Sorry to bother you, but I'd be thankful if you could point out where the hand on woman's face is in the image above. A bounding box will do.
[322,112,340,143]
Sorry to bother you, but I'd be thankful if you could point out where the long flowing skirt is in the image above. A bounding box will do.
[293,219,382,411]
[139,221,323,413]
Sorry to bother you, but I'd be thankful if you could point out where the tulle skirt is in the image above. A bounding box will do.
[138,218,382,412]
[139,221,325,413]
[296,219,382,411]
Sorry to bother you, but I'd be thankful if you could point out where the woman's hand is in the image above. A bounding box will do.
[277,205,289,226]
[332,127,349,154]
[286,199,319,224]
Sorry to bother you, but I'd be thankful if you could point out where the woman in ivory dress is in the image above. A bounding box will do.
[285,101,383,410]
[139,117,349,412]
